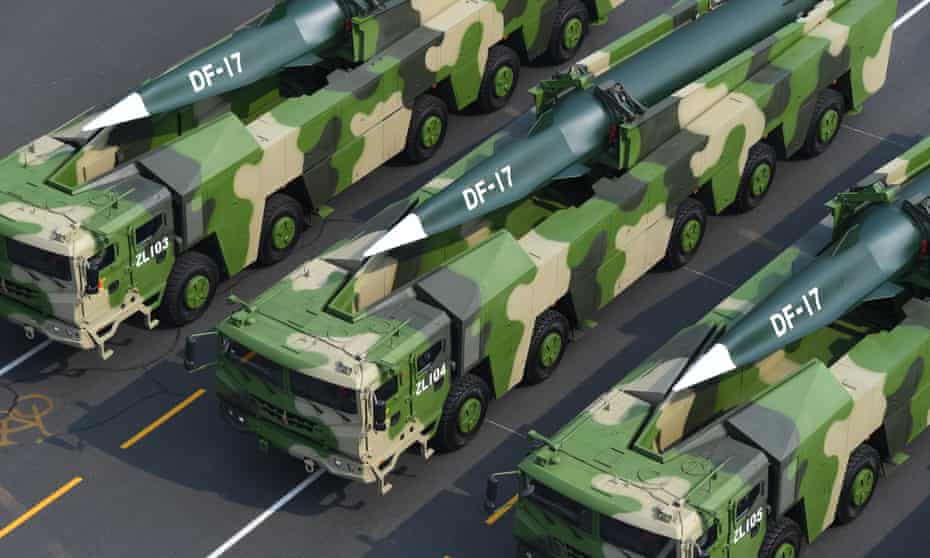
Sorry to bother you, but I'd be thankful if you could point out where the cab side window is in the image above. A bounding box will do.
[376,376,399,402]
[417,341,443,372]
[135,215,165,244]
[91,245,116,270]
[736,483,762,518]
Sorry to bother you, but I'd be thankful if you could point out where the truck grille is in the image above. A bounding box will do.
[2,279,38,300]
[251,396,329,443]
[549,539,589,558]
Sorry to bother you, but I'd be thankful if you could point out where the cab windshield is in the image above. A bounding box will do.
[5,238,72,282]
[600,514,676,557]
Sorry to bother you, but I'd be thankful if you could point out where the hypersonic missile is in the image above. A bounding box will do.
[83,0,347,131]
[672,171,930,392]
[364,0,821,258]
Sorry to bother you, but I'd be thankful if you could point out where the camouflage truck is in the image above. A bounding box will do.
[493,137,930,558]
[0,0,625,359]
[196,0,895,493]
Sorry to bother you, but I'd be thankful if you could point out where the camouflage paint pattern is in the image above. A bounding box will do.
[513,138,930,558]
[0,0,626,358]
[213,0,894,494]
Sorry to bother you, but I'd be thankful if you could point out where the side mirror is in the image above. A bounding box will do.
[85,265,100,295]
[185,331,219,372]
[485,476,500,512]
[373,399,387,431]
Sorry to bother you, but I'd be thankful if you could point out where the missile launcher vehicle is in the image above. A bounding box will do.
[195,0,896,493]
[0,0,625,358]
[490,136,930,558]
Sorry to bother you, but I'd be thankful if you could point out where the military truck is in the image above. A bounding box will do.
[197,0,896,493]
[489,136,930,558]
[0,0,624,359]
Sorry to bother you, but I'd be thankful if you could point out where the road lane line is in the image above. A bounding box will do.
[0,477,82,540]
[0,339,51,378]
[895,0,930,28]
[842,124,911,148]
[206,470,325,558]
[120,388,206,449]
[487,419,526,439]
[485,495,519,526]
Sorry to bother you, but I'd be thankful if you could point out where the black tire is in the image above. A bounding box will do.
[801,88,845,158]
[735,142,778,212]
[434,374,491,452]
[759,517,804,558]
[547,0,590,64]
[477,45,521,113]
[257,193,303,266]
[401,94,449,163]
[159,251,219,326]
[663,198,707,269]
[835,444,881,525]
[522,309,570,385]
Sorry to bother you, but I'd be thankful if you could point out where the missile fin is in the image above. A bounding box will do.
[552,162,591,181]
[861,281,905,303]
[82,93,151,131]
[286,52,323,68]
[671,343,736,393]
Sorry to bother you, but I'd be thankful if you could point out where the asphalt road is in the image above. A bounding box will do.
[1,1,929,557]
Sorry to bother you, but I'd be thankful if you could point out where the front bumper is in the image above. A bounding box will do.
[0,294,93,349]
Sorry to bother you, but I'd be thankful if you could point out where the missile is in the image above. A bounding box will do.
[364,0,822,258]
[83,0,347,131]
[672,170,930,392]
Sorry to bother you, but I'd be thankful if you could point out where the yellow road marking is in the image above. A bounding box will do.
[0,477,82,540]
[485,495,519,526]
[120,389,206,450]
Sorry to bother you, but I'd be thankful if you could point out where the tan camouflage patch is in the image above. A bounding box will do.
[592,474,699,540]
[350,93,412,181]
[716,295,753,316]
[506,231,572,389]
[686,92,767,178]
[423,1,505,75]
[756,350,802,386]
[653,390,697,452]
[799,1,836,33]
[674,82,730,127]
[613,205,673,295]
[587,390,646,426]
[808,18,851,57]
[74,145,119,185]
[822,356,887,531]
[579,50,612,77]
[17,136,70,167]
[0,203,97,258]
[353,255,400,311]
[287,258,347,291]
[875,157,909,186]
[460,219,493,248]
[863,27,894,95]
[409,0,459,23]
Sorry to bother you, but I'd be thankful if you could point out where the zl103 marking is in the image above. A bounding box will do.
[463,165,513,211]
[770,287,822,338]
[135,237,170,268]
[189,52,243,93]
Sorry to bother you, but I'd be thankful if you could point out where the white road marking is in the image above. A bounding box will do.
[895,0,930,29]
[683,267,738,290]
[842,124,910,148]
[0,339,51,378]
[487,419,526,439]
[205,470,324,558]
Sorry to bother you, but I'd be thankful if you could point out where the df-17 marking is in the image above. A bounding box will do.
[770,287,822,338]
[463,165,513,211]
[189,52,243,93]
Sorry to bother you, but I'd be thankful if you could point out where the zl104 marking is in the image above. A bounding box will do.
[415,363,447,396]
[770,287,822,338]
[135,237,170,268]
[189,52,243,93]
[463,165,513,211]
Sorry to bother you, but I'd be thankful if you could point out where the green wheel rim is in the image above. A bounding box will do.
[774,542,797,558]
[852,467,876,507]
[540,332,564,368]
[271,215,297,251]
[458,398,483,434]
[819,108,840,144]
[184,275,211,311]
[563,17,584,50]
[680,219,703,254]
[751,163,773,197]
[421,115,444,148]
[493,65,515,99]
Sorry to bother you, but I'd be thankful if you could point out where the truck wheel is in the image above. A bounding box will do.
[664,198,707,269]
[401,94,448,163]
[547,0,590,64]
[435,374,491,452]
[736,142,777,212]
[523,309,570,385]
[836,444,881,525]
[160,252,219,326]
[477,45,521,113]
[801,88,845,158]
[759,517,803,558]
[258,193,303,266]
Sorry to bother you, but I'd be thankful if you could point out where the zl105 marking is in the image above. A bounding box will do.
[770,287,822,338]
[733,508,764,544]
[135,238,170,268]
[462,165,513,211]
[188,52,243,93]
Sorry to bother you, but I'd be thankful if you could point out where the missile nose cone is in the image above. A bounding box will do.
[363,214,428,258]
[672,343,736,393]
[82,93,151,132]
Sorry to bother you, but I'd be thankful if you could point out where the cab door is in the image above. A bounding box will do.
[129,197,175,301]
[728,477,768,556]
[410,331,452,431]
